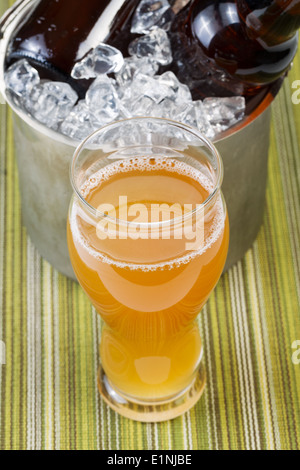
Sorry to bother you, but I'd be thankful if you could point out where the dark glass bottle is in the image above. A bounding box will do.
[5,0,300,103]
[6,0,138,97]
[169,0,300,100]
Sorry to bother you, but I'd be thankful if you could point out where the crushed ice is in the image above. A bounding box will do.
[4,0,245,141]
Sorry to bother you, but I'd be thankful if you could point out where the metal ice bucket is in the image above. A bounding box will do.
[0,0,276,280]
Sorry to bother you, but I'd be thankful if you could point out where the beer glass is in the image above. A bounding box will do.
[67,118,229,421]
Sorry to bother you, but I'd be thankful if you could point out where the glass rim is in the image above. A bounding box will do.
[70,117,224,228]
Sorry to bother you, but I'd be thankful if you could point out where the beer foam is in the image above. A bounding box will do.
[80,156,215,197]
[70,158,225,271]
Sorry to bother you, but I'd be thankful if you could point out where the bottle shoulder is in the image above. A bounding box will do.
[6,0,138,95]
[183,0,298,84]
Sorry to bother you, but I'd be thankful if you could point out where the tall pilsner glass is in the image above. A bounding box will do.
[67,118,229,422]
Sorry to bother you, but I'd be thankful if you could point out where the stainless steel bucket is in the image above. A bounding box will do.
[0,0,275,280]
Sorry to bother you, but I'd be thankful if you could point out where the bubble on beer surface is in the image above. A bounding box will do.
[5,59,40,99]
[60,100,95,140]
[86,76,120,125]
[128,28,173,65]
[70,157,225,271]
[131,0,172,34]
[71,43,124,80]
[203,97,245,133]
[80,157,214,197]
[24,81,78,129]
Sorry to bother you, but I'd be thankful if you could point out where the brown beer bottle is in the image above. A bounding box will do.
[169,0,300,99]
[6,0,138,97]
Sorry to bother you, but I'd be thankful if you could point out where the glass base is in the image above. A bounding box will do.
[98,364,206,422]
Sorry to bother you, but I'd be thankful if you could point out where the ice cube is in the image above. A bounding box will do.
[155,7,175,31]
[130,95,157,116]
[193,100,216,140]
[203,96,245,133]
[5,59,40,98]
[114,56,159,88]
[123,73,171,106]
[145,97,175,118]
[60,100,94,140]
[25,81,78,129]
[86,75,120,126]
[118,102,133,119]
[71,43,124,80]
[174,102,198,128]
[131,0,171,34]
[155,71,192,104]
[128,28,172,65]
[149,97,216,140]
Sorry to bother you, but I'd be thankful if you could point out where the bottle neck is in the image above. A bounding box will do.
[236,0,300,45]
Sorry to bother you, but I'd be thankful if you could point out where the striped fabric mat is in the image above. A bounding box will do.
[0,1,299,451]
